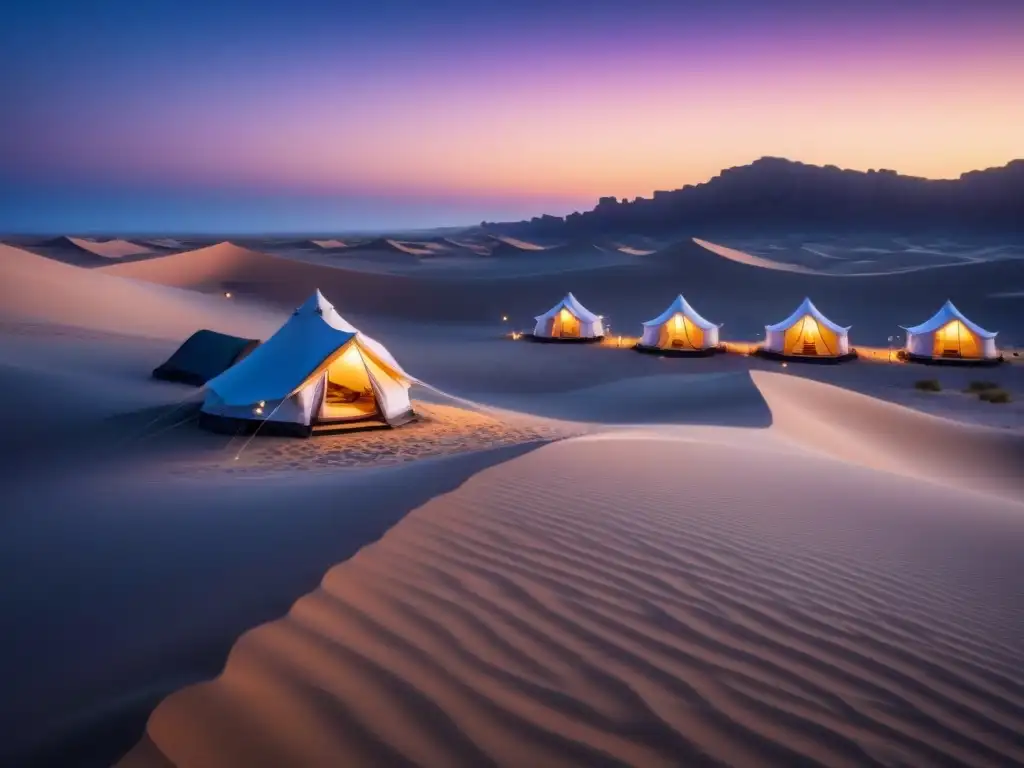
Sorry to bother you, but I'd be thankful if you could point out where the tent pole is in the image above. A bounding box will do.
[354,339,388,424]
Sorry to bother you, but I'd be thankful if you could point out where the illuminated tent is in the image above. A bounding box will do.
[532,293,605,340]
[763,298,850,358]
[639,294,720,352]
[152,329,260,386]
[901,301,998,361]
[199,290,415,436]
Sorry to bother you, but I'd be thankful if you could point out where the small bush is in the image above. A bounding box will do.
[978,388,1011,404]
[965,380,999,392]
[914,379,942,392]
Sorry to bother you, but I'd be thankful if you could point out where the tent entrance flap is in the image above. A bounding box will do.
[933,320,980,358]
[552,309,580,338]
[659,313,704,349]
[783,315,839,356]
[317,342,380,422]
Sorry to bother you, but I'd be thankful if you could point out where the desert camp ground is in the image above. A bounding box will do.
[1,234,1023,767]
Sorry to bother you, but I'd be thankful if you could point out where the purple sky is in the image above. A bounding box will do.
[2,0,1022,233]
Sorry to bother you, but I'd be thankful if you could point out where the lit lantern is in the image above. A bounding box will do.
[224,292,232,298]
[502,315,508,322]
[254,406,263,415]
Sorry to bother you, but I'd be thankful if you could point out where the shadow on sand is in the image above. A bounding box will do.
[0,441,551,768]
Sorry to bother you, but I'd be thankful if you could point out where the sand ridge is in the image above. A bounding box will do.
[0,244,283,341]
[121,430,1024,768]
[66,237,155,259]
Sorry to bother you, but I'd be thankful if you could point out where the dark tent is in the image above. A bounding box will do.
[153,330,260,386]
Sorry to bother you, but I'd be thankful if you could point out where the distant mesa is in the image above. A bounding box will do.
[483,157,1024,237]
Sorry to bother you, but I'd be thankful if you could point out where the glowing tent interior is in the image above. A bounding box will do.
[199,290,415,436]
[901,301,999,361]
[763,298,851,359]
[532,293,605,340]
[638,295,721,352]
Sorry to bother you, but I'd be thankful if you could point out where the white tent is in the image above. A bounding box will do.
[640,294,721,351]
[200,290,415,435]
[901,300,998,360]
[764,297,850,357]
[533,292,605,339]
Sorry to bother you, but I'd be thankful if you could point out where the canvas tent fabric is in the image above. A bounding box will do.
[901,301,998,360]
[200,290,415,435]
[152,330,259,386]
[640,295,721,350]
[764,297,850,357]
[533,293,605,339]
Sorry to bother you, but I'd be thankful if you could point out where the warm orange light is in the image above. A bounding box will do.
[502,315,508,322]
[802,316,819,339]
[224,292,232,298]
[673,314,683,331]
[560,309,572,322]
[938,320,962,341]
[254,406,264,415]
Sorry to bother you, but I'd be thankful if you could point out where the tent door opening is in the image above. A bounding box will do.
[316,342,381,423]
[933,320,978,359]
[659,313,703,349]
[783,315,837,356]
[552,309,580,338]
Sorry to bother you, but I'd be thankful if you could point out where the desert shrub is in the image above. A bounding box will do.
[965,380,999,392]
[978,388,1011,404]
[914,379,942,392]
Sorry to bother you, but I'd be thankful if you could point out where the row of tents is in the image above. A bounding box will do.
[532,293,1001,363]
[149,289,1002,439]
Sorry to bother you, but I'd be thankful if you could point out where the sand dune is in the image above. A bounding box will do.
[488,234,549,251]
[0,244,281,340]
[101,241,302,289]
[699,237,1024,278]
[13,236,144,267]
[143,238,187,250]
[752,371,1024,502]
[692,238,818,274]
[309,239,350,249]
[615,245,656,256]
[93,237,1024,345]
[122,409,1024,767]
[65,237,155,259]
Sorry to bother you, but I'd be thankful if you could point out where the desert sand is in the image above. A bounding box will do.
[1,234,1023,767]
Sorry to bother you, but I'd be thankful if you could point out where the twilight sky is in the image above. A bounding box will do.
[2,0,1022,233]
